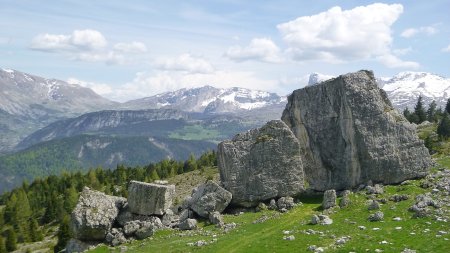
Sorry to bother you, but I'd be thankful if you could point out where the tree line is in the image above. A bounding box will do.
[403,96,450,139]
[0,151,217,252]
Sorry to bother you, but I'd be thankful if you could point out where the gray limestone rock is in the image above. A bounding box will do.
[179,218,197,230]
[322,190,337,209]
[277,197,295,210]
[135,221,156,240]
[366,184,384,195]
[162,209,178,227]
[339,190,351,208]
[187,181,232,217]
[209,211,224,227]
[367,200,381,210]
[105,228,127,246]
[268,199,277,210]
[179,209,195,222]
[281,70,432,191]
[70,187,127,241]
[368,211,384,222]
[127,180,175,215]
[218,120,305,207]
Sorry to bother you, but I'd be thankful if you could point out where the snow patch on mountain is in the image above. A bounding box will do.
[307,72,335,86]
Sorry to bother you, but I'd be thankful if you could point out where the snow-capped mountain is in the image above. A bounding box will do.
[381,72,450,110]
[122,85,286,114]
[0,68,116,118]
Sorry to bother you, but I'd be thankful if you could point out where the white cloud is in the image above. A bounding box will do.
[377,54,420,69]
[154,54,214,74]
[113,41,148,53]
[277,3,406,66]
[400,25,439,38]
[73,51,125,65]
[67,78,114,96]
[30,29,107,51]
[393,47,412,56]
[442,44,450,53]
[225,38,282,63]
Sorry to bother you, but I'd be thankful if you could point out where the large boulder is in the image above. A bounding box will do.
[71,187,127,241]
[127,180,175,215]
[281,70,432,191]
[187,181,232,217]
[218,120,304,207]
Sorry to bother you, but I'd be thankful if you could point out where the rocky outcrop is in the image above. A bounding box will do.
[186,181,232,217]
[281,70,432,191]
[322,190,337,209]
[218,120,304,207]
[70,187,127,241]
[127,181,175,215]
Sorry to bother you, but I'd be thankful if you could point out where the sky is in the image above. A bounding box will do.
[1,0,449,102]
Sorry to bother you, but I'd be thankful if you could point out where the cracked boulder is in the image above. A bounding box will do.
[127,180,175,215]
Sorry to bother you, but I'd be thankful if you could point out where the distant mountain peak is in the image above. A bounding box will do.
[122,85,286,114]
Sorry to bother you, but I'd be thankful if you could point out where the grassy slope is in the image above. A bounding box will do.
[89,158,450,253]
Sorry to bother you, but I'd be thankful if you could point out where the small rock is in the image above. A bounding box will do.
[373,227,381,231]
[256,202,267,212]
[179,218,197,230]
[368,211,384,222]
[319,215,333,225]
[283,235,295,241]
[389,194,409,202]
[358,225,366,230]
[311,215,320,225]
[283,230,291,235]
[379,240,388,244]
[368,200,380,210]
[401,248,417,253]
[209,211,224,227]
[268,199,277,210]
[322,190,337,209]
[366,184,384,195]
[223,222,237,232]
[392,217,402,221]
[277,196,295,210]
[339,190,351,208]
[395,227,402,230]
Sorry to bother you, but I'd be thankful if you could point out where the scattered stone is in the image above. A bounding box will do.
[367,184,384,195]
[311,215,320,225]
[393,217,402,221]
[218,120,305,207]
[336,236,350,245]
[389,194,409,202]
[256,202,267,212]
[395,227,402,230]
[378,198,388,204]
[179,218,197,230]
[106,228,127,246]
[358,226,366,230]
[339,190,351,208]
[123,220,141,236]
[187,181,232,217]
[179,209,195,222]
[268,199,277,210]
[322,190,337,209]
[70,187,127,240]
[127,181,175,215]
[281,70,431,191]
[283,235,295,241]
[310,214,333,225]
[379,240,388,244]
[401,248,417,253]
[368,211,384,222]
[162,209,177,227]
[209,211,224,227]
[223,222,237,233]
[279,208,288,213]
[277,196,295,210]
[135,221,156,240]
[373,227,381,231]
[367,200,380,210]
[283,230,290,235]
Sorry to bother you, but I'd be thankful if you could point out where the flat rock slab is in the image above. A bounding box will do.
[127,180,175,215]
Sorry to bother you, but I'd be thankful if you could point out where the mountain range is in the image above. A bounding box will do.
[1,68,450,193]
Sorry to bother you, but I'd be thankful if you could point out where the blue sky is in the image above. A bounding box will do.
[1,0,449,101]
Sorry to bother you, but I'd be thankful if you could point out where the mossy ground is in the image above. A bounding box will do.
[89,159,450,253]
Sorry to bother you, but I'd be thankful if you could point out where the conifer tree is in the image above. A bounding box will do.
[54,215,71,253]
[29,218,43,242]
[0,236,6,253]
[446,98,450,114]
[5,229,17,252]
[438,113,450,139]
[427,100,437,122]
[403,107,411,122]
[414,95,427,123]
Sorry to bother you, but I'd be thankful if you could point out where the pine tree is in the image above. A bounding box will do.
[0,236,7,253]
[29,218,43,242]
[427,100,437,122]
[414,95,427,124]
[5,229,17,252]
[403,108,412,122]
[437,113,450,139]
[54,215,71,253]
[446,98,450,114]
